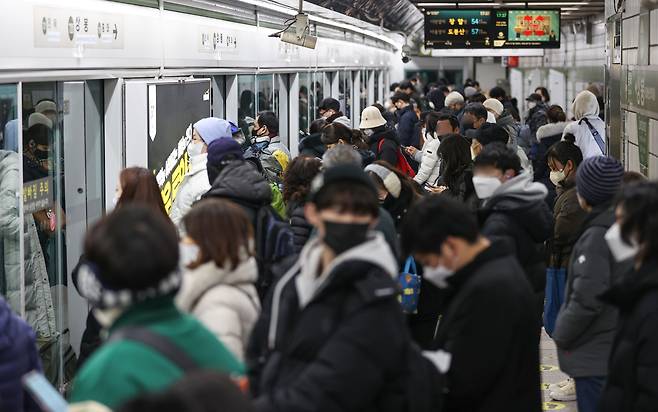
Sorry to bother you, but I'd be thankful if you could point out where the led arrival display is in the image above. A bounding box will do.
[424,8,561,49]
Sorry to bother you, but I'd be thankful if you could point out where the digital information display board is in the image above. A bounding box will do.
[424,9,560,49]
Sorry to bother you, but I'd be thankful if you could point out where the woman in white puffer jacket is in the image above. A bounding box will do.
[406,112,444,188]
[176,198,260,362]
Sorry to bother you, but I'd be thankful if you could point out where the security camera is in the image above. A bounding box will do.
[401,45,411,64]
[402,55,411,63]
[270,13,317,50]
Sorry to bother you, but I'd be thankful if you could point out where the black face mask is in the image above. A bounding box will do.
[322,220,370,255]
[251,126,265,138]
[34,148,49,160]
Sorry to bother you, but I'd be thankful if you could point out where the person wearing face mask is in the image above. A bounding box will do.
[247,164,443,412]
[552,156,629,412]
[176,199,260,362]
[359,106,402,167]
[70,206,243,410]
[320,122,374,166]
[531,106,570,206]
[401,195,542,412]
[460,103,488,137]
[245,111,291,186]
[23,123,52,182]
[391,92,420,149]
[170,117,232,234]
[407,112,450,188]
[317,98,350,125]
[365,161,420,231]
[518,93,548,156]
[484,97,520,150]
[474,143,552,313]
[598,181,658,412]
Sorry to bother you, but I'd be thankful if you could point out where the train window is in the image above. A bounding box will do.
[374,71,380,104]
[298,73,310,135]
[338,71,352,121]
[257,74,273,113]
[311,72,324,120]
[237,75,256,137]
[360,70,368,116]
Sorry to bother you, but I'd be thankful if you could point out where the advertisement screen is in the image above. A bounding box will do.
[147,80,211,213]
[424,8,561,49]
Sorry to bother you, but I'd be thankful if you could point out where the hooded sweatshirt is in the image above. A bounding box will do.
[563,91,605,158]
[479,172,553,295]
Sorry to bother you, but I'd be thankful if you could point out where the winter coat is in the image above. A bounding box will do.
[170,153,211,233]
[531,122,569,205]
[396,105,420,148]
[479,172,552,297]
[202,160,273,227]
[548,176,588,269]
[0,296,42,412]
[326,112,350,126]
[599,260,658,412]
[0,151,57,341]
[357,149,376,167]
[412,136,441,186]
[248,234,419,412]
[298,133,325,159]
[287,202,312,254]
[70,297,244,409]
[497,112,520,148]
[429,241,541,412]
[381,186,415,230]
[368,127,401,167]
[503,100,520,121]
[177,259,260,362]
[519,103,548,155]
[553,205,631,377]
[563,94,605,158]
[376,207,400,260]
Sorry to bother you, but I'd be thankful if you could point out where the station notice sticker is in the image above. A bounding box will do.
[33,6,124,49]
[543,401,566,410]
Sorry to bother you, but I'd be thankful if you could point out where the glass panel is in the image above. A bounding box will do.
[298,73,310,135]
[237,75,256,139]
[345,71,352,120]
[22,82,73,388]
[0,84,23,318]
[374,71,380,104]
[257,74,273,113]
[311,72,324,121]
[360,70,368,116]
[272,76,280,120]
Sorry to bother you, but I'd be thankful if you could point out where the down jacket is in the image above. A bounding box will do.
[368,127,401,167]
[0,296,42,412]
[412,136,441,186]
[287,202,312,254]
[247,234,436,412]
[0,151,57,340]
[548,176,588,269]
[177,259,261,362]
[599,260,658,412]
[202,160,273,226]
[553,205,630,377]
[396,105,420,148]
[479,172,552,306]
[170,153,211,233]
[429,241,541,412]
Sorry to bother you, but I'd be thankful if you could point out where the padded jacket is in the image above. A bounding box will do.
[553,205,631,377]
[599,260,658,412]
[412,136,441,186]
[396,105,420,148]
[369,127,401,167]
[287,202,312,254]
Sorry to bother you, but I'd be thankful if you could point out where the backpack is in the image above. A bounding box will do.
[378,139,416,177]
[244,141,287,186]
[254,206,295,300]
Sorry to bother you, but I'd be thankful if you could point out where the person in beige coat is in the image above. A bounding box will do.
[176,198,260,362]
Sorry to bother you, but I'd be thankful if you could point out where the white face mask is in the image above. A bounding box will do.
[180,243,200,268]
[424,264,455,289]
[363,129,374,137]
[187,141,205,157]
[528,102,537,110]
[472,175,502,199]
[604,222,639,262]
[549,170,566,186]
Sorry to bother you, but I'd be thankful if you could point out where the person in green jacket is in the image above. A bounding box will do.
[70,206,243,410]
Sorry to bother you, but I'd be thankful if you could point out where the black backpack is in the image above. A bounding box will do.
[254,206,295,300]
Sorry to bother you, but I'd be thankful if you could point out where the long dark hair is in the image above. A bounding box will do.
[282,156,322,205]
[438,134,471,190]
[321,123,368,149]
[117,167,169,220]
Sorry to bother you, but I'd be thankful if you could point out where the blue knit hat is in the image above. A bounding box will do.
[207,138,243,166]
[193,118,232,145]
[576,156,624,206]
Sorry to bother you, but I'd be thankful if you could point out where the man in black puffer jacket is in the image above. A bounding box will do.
[247,165,442,412]
[473,143,552,314]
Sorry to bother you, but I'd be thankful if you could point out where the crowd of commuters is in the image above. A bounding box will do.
[2,74,657,412]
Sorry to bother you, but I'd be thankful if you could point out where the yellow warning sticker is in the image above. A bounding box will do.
[541,383,551,391]
[540,364,560,372]
[543,401,567,410]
